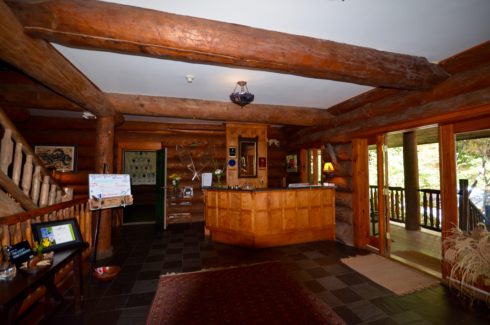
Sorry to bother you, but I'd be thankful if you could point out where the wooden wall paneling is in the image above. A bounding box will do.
[204,188,335,247]
[225,123,268,188]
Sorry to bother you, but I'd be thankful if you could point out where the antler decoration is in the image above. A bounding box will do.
[175,144,214,181]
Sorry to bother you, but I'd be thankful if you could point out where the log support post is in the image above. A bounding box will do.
[403,131,421,231]
[94,115,115,259]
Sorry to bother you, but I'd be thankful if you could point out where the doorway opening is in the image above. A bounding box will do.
[368,126,443,277]
[123,150,158,224]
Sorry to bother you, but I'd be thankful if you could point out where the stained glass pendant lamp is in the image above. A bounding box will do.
[230,81,254,107]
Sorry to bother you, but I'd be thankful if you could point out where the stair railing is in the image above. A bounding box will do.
[0,107,71,214]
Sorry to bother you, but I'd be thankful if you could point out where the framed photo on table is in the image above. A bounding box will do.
[34,145,76,172]
[31,218,83,252]
[286,154,298,173]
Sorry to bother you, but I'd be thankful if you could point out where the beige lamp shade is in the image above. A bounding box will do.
[323,162,335,173]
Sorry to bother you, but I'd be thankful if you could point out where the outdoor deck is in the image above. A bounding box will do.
[389,221,442,278]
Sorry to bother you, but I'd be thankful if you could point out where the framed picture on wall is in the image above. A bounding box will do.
[123,151,157,185]
[228,147,237,157]
[259,157,267,169]
[34,145,76,172]
[286,154,298,173]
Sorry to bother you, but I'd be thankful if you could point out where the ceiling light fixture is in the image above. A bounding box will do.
[185,74,195,83]
[230,81,254,107]
[82,111,97,119]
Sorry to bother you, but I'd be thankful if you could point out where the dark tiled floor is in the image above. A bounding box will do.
[49,223,489,325]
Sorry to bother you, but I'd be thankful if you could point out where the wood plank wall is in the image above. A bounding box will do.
[13,116,289,221]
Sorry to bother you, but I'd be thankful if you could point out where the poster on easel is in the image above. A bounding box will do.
[88,174,133,210]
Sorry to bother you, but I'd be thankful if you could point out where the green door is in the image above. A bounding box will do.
[155,148,167,229]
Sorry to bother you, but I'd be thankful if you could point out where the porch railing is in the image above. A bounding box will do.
[369,184,487,233]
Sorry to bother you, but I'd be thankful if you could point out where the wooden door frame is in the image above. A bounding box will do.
[352,136,390,253]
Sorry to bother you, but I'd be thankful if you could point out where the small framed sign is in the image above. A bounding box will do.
[228,147,237,157]
[8,241,34,267]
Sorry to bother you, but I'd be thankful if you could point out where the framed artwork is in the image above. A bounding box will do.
[286,154,298,173]
[123,151,156,185]
[228,147,237,157]
[259,157,267,168]
[34,145,76,172]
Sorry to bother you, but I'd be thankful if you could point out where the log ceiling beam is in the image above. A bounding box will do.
[295,87,490,145]
[0,86,82,111]
[0,1,119,120]
[291,60,490,144]
[0,72,331,126]
[326,41,490,117]
[7,0,449,90]
[107,94,332,127]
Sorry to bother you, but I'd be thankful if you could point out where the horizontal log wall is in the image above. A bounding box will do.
[14,117,96,200]
[13,117,289,224]
[268,127,288,188]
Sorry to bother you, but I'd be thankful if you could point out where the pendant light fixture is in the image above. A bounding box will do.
[230,81,254,107]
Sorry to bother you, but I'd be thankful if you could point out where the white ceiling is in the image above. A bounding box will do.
[52,0,490,112]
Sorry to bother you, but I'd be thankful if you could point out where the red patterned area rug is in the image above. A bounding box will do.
[146,261,345,325]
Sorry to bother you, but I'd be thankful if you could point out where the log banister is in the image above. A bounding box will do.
[0,107,65,195]
[0,197,88,225]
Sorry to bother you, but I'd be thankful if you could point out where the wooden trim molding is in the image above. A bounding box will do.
[351,138,369,248]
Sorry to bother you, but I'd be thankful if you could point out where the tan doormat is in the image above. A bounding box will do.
[392,250,441,274]
[341,254,440,295]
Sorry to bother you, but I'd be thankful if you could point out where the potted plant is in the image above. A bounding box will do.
[443,222,490,304]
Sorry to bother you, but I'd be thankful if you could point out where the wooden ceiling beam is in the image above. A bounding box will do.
[292,60,490,144]
[0,71,331,126]
[327,41,490,117]
[329,64,490,129]
[7,0,449,90]
[0,78,83,111]
[107,94,332,127]
[0,1,118,119]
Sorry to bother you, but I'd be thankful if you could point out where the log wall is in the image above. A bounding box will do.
[13,117,289,223]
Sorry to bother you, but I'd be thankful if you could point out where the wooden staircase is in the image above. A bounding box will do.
[0,107,72,217]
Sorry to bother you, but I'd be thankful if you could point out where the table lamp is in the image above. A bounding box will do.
[323,162,335,183]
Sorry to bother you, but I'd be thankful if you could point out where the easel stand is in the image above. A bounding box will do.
[88,195,133,281]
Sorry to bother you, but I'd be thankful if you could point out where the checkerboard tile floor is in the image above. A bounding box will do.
[49,223,489,325]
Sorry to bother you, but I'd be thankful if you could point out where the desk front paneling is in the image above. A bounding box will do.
[203,187,335,248]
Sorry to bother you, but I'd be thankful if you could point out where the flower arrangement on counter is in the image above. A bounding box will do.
[212,159,226,186]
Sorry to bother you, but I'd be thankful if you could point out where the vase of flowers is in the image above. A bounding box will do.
[169,173,181,197]
[214,168,224,186]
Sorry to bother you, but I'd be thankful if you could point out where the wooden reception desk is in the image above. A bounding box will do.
[203,186,335,248]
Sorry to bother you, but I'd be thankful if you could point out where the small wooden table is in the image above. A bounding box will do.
[0,245,83,323]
